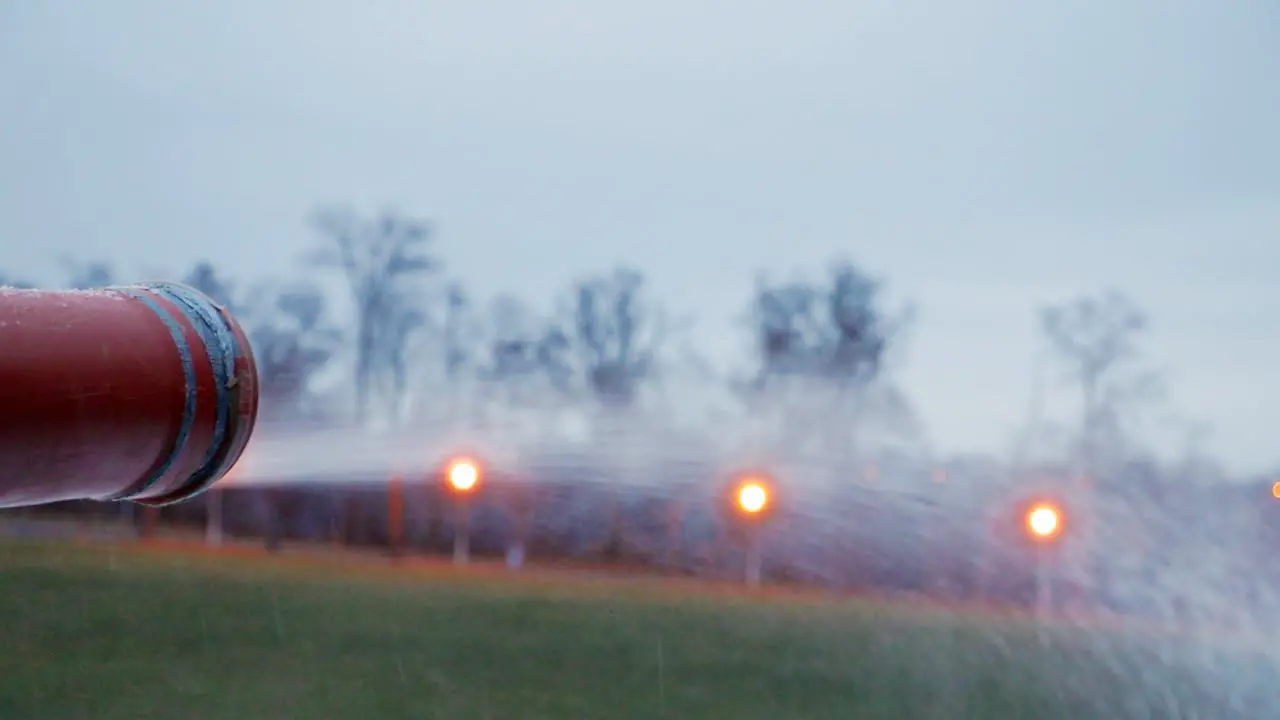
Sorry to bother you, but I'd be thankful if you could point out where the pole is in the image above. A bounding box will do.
[205,486,223,547]
[505,488,531,571]
[139,505,159,542]
[328,487,343,548]
[744,527,763,588]
[1034,551,1052,619]
[505,539,525,570]
[665,498,685,570]
[453,501,471,565]
[263,488,282,552]
[976,527,993,602]
[387,474,405,558]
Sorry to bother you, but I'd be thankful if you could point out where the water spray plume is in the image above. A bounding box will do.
[0,283,259,507]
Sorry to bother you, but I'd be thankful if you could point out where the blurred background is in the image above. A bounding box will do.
[2,0,1278,620]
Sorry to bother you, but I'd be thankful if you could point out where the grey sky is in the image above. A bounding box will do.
[2,1,1277,471]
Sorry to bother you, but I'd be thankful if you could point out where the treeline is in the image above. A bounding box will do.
[2,206,1218,483]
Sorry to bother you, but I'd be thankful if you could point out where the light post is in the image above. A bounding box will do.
[1022,499,1067,619]
[725,474,776,588]
[442,456,482,565]
[504,483,534,571]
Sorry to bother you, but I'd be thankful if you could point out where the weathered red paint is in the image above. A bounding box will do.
[0,282,259,508]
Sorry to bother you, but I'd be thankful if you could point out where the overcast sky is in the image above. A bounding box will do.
[2,1,1277,472]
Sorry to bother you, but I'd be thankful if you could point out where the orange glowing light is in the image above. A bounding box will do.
[447,459,480,492]
[736,481,769,514]
[1026,503,1062,540]
[1271,482,1280,499]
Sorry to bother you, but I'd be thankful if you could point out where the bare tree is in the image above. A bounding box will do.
[754,277,825,382]
[1040,290,1164,476]
[309,207,439,423]
[443,282,469,382]
[478,294,574,405]
[752,261,911,389]
[748,260,919,458]
[562,267,667,408]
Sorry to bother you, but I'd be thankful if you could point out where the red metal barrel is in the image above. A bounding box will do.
[0,282,259,508]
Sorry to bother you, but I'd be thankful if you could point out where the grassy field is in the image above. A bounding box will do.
[0,540,1272,719]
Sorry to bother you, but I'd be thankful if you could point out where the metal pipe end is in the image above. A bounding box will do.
[124,282,260,507]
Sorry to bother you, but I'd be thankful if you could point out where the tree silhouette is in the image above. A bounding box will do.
[752,261,905,390]
[564,267,666,407]
[747,260,919,461]
[1041,290,1164,475]
[309,207,439,423]
[479,294,573,403]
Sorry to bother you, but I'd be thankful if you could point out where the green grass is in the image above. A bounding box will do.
[0,541,1270,719]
